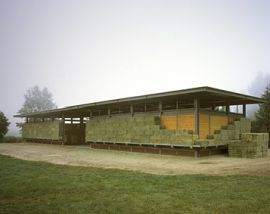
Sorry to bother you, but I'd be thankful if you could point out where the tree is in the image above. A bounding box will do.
[18,86,57,114]
[253,85,270,134]
[0,111,10,139]
[17,86,57,128]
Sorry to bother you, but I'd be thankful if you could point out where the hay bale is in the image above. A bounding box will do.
[229,133,268,158]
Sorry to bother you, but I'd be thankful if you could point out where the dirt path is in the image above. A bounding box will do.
[0,143,269,176]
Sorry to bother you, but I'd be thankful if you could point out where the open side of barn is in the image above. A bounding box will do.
[15,86,268,158]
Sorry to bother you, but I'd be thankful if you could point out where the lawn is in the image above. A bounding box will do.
[0,155,269,214]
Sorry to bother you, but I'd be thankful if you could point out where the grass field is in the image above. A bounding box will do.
[0,155,270,214]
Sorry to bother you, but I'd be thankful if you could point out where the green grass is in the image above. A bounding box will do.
[0,155,269,214]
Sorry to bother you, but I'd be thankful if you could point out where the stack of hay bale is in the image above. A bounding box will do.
[22,121,61,140]
[229,133,269,158]
[197,118,252,146]
[85,115,196,145]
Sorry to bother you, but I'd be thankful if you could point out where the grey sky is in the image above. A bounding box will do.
[1,0,270,135]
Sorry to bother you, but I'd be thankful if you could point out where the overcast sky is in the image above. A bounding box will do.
[1,0,270,135]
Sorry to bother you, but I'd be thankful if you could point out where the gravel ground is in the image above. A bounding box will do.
[0,142,269,176]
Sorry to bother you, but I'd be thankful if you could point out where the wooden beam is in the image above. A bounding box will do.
[243,104,246,117]
[62,115,65,145]
[144,102,147,112]
[130,105,134,116]
[80,116,83,124]
[176,100,179,130]
[108,108,111,117]
[194,98,200,136]
[158,101,163,115]
[225,103,230,115]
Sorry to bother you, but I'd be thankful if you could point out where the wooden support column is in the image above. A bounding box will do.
[130,105,134,116]
[108,108,111,117]
[225,103,230,115]
[225,103,231,125]
[243,104,246,117]
[80,116,84,144]
[144,102,147,112]
[90,111,93,118]
[26,117,29,123]
[194,98,200,137]
[176,100,179,130]
[62,115,65,145]
[158,101,163,116]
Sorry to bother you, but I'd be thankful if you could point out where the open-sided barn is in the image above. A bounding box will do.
[15,86,268,157]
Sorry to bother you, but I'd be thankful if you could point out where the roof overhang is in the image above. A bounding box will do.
[14,86,265,118]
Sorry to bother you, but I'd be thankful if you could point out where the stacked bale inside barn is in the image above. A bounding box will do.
[195,118,251,146]
[22,121,62,140]
[85,115,196,145]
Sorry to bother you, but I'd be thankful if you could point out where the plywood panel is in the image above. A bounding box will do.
[210,115,228,135]
[160,115,177,130]
[199,114,210,139]
[178,114,195,133]
[161,114,195,133]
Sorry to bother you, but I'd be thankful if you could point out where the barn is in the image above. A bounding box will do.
[15,86,268,157]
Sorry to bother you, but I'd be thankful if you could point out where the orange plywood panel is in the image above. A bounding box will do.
[161,115,177,130]
[178,114,195,133]
[210,115,228,135]
[199,114,210,139]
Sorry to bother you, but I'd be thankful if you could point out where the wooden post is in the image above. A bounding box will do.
[158,101,162,116]
[225,103,230,115]
[130,105,134,116]
[144,102,147,112]
[243,104,246,117]
[108,108,111,117]
[194,98,200,137]
[225,103,230,124]
[80,116,84,144]
[90,111,93,118]
[62,115,65,145]
[26,117,29,123]
[176,100,179,130]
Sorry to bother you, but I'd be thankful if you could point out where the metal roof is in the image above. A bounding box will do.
[14,86,264,118]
